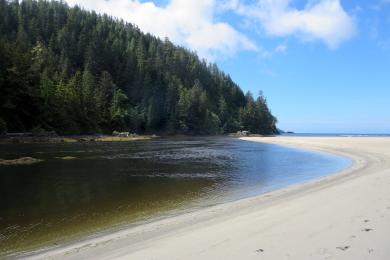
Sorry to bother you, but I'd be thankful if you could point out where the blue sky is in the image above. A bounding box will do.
[66,0,390,133]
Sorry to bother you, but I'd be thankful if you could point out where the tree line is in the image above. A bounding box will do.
[0,0,278,135]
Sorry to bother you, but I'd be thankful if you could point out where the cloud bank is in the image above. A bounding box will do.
[224,0,356,49]
[65,0,257,60]
[65,0,356,60]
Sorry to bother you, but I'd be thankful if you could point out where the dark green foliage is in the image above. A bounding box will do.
[0,0,278,135]
[239,92,278,135]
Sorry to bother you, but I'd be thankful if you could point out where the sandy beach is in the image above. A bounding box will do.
[25,136,390,260]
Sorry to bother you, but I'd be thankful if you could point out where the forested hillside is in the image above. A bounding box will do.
[0,0,278,135]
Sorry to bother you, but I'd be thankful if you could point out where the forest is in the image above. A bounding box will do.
[0,0,278,135]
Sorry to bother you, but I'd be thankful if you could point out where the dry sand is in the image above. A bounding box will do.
[25,137,390,260]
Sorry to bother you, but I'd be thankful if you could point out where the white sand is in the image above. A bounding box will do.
[26,137,390,260]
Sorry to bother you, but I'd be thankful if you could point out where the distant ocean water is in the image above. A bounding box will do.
[281,133,390,137]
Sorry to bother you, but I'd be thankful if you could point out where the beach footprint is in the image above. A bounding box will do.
[336,246,350,251]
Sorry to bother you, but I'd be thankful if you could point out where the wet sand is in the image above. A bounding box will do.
[24,137,390,259]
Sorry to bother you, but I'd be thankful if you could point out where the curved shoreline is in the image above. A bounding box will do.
[25,137,390,259]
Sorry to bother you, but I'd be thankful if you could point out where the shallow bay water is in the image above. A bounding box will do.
[0,137,350,256]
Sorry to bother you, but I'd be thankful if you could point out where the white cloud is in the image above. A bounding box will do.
[64,0,356,59]
[275,44,287,53]
[224,0,356,49]
[259,43,288,58]
[65,0,257,60]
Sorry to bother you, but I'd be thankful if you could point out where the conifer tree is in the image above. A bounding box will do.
[0,0,278,135]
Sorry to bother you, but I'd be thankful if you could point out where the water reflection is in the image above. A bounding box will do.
[0,137,349,255]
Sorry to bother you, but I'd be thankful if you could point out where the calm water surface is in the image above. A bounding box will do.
[0,137,350,256]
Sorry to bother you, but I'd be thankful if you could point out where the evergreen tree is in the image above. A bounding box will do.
[0,0,278,135]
